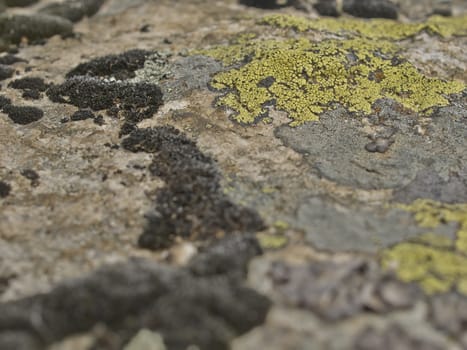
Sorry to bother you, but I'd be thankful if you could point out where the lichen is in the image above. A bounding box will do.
[260,14,467,39]
[381,200,467,295]
[257,234,288,249]
[200,32,464,125]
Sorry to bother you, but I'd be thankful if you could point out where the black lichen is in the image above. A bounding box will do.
[21,89,41,100]
[47,77,163,125]
[8,77,48,91]
[239,0,286,9]
[0,237,271,350]
[0,181,11,198]
[70,109,95,121]
[188,234,262,279]
[0,95,11,109]
[8,77,48,100]
[0,54,26,65]
[66,49,153,80]
[5,0,39,7]
[2,104,43,124]
[39,0,105,23]
[122,126,265,249]
[0,64,14,81]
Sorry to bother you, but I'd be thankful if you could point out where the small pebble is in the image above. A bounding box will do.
[365,137,393,153]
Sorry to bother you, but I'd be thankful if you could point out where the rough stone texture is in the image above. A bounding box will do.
[39,0,105,23]
[262,256,420,320]
[354,324,444,350]
[0,0,466,349]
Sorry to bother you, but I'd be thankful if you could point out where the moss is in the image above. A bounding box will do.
[381,200,467,295]
[200,33,464,125]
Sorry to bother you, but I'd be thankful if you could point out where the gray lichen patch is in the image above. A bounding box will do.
[275,98,467,190]
[295,197,433,253]
[133,54,223,101]
[393,166,467,204]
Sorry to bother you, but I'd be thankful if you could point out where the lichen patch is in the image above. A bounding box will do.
[382,200,467,295]
[198,15,465,125]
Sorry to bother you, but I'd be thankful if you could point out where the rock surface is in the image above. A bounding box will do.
[0,0,466,349]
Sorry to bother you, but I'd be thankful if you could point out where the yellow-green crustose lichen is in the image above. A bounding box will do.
[261,14,467,39]
[382,200,467,295]
[199,15,465,125]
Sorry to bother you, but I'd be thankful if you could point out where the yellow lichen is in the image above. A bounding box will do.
[382,200,467,295]
[257,233,288,249]
[260,14,467,39]
[200,34,464,124]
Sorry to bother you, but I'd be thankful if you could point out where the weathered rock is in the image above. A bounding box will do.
[266,257,420,320]
[429,293,467,338]
[39,0,105,23]
[0,1,466,349]
[0,14,73,46]
[355,325,444,350]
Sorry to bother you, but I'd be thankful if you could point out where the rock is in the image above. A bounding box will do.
[39,0,105,23]
[0,1,466,349]
[0,14,73,46]
[123,329,166,350]
[308,0,398,18]
[265,257,420,320]
[343,0,398,19]
[355,325,444,350]
[429,293,467,337]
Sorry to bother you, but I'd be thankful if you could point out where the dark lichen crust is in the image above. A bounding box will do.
[122,126,265,249]
[47,77,163,127]
[0,236,271,350]
[65,49,153,80]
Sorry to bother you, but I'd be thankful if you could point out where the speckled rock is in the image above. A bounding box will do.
[0,1,466,349]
